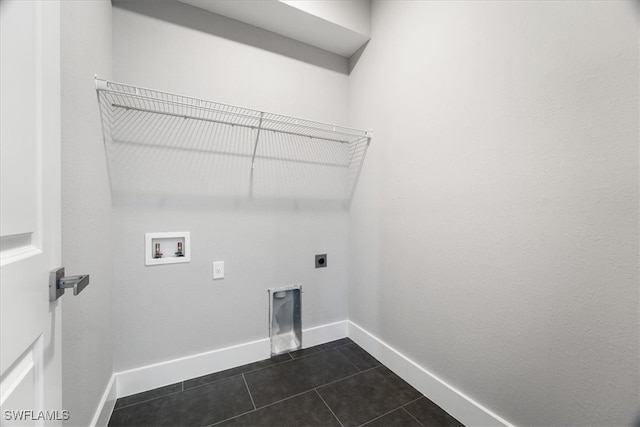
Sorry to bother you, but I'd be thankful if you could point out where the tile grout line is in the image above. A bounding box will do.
[251,388,314,411]
[205,340,348,386]
[357,396,424,427]
[205,350,363,426]
[186,359,292,390]
[316,364,381,392]
[209,388,321,426]
[113,340,427,427]
[242,355,296,375]
[111,340,442,427]
[215,343,360,410]
[352,386,426,426]
[112,367,269,412]
[401,396,428,427]
[289,342,352,361]
[233,344,348,383]
[111,388,185,411]
[241,373,257,410]
[401,395,424,408]
[183,352,297,392]
[401,406,427,427]
[152,340,351,400]
[314,389,344,427]
[206,407,256,427]
[183,373,247,393]
[358,406,404,427]
[110,340,356,419]
[208,383,340,427]
[335,345,362,372]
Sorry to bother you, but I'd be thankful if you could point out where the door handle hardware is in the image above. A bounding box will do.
[49,267,90,301]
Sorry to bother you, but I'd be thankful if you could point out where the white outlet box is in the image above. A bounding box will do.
[213,261,224,279]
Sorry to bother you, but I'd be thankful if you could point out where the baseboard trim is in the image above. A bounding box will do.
[90,373,117,427]
[93,321,509,426]
[113,320,349,400]
[115,337,271,398]
[302,320,348,348]
[347,321,513,427]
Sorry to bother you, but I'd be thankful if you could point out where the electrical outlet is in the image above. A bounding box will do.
[315,254,327,268]
[213,261,224,279]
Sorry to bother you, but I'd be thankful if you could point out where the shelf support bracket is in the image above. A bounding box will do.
[251,112,264,169]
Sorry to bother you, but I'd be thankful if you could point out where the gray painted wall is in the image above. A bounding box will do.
[348,1,639,425]
[57,2,638,425]
[111,1,351,371]
[60,1,113,426]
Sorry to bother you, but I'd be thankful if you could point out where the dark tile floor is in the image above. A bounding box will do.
[108,338,464,427]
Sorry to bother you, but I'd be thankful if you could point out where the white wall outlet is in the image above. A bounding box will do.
[213,261,224,279]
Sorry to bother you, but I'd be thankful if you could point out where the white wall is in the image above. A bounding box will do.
[349,1,639,426]
[281,0,371,36]
[60,1,113,426]
[111,1,351,372]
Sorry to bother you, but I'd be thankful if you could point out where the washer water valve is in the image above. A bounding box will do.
[154,243,163,259]
[175,242,184,257]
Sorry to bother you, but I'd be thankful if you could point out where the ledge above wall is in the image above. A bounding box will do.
[177,0,371,58]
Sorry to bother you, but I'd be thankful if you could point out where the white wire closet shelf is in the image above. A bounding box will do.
[95,78,371,205]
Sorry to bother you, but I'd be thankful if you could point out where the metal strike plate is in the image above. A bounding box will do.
[49,267,90,301]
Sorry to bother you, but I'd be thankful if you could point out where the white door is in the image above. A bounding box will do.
[0,1,63,425]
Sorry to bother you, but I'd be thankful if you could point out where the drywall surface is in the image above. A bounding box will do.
[349,1,639,426]
[178,0,369,58]
[60,1,113,426]
[281,0,371,36]
[111,2,350,372]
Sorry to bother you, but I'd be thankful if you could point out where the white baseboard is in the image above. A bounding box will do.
[96,319,513,427]
[113,320,349,400]
[90,373,116,427]
[115,337,271,398]
[347,321,513,427]
[302,320,348,348]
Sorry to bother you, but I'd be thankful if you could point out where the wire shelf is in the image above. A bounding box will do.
[95,78,371,205]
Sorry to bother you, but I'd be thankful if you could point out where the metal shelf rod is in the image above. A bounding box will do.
[111,103,354,145]
[103,89,367,140]
[96,77,372,203]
